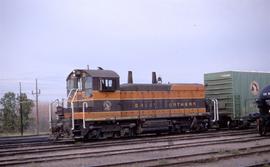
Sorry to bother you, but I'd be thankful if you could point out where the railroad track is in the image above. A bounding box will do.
[0,128,255,149]
[0,135,49,145]
[0,136,73,150]
[0,129,256,156]
[0,130,267,166]
[96,144,270,167]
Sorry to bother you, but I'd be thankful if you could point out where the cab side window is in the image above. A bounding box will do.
[100,78,115,92]
[85,77,93,96]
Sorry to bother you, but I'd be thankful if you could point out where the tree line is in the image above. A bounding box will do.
[0,92,33,133]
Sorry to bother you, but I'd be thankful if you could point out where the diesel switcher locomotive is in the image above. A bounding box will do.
[50,68,219,140]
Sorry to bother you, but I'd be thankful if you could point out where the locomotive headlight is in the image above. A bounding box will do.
[72,70,76,77]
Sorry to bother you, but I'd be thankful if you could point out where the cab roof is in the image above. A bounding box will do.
[67,69,119,80]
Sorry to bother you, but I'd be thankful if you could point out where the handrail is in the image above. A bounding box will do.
[82,102,88,129]
[211,98,219,122]
[49,99,59,130]
[71,89,79,130]
[212,99,216,122]
[215,99,219,121]
[60,89,77,110]
[67,88,76,101]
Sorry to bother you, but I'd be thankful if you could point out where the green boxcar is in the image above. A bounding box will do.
[204,71,270,119]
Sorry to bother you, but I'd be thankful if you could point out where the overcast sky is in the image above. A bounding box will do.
[0,0,270,101]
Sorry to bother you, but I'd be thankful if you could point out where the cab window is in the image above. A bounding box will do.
[84,77,93,96]
[67,77,92,96]
[100,78,115,92]
[67,78,78,95]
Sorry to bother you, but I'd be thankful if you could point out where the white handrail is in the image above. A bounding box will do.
[49,99,59,130]
[82,102,88,129]
[71,89,79,130]
[67,88,76,100]
[61,89,76,110]
[215,99,219,121]
[71,103,74,130]
[212,99,216,122]
[211,98,219,122]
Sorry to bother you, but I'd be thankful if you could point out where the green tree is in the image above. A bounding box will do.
[0,92,34,133]
[0,92,17,132]
[0,104,3,133]
[17,93,34,129]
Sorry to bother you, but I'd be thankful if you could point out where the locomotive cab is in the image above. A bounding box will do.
[67,70,93,97]
[256,85,270,136]
[66,69,120,96]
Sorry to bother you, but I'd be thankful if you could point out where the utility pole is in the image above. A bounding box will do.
[32,79,41,135]
[19,82,23,136]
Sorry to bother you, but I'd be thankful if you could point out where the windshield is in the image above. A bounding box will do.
[66,77,93,96]
[67,78,78,95]
[85,77,93,96]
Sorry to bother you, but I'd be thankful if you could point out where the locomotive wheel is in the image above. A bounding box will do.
[199,122,208,132]
[129,128,135,137]
[88,129,103,139]
[113,131,121,138]
[121,127,135,137]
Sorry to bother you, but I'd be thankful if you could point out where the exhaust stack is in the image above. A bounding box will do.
[152,72,157,84]
[128,71,133,84]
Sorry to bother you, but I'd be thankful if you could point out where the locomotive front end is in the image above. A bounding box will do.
[50,69,95,140]
[50,68,120,140]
